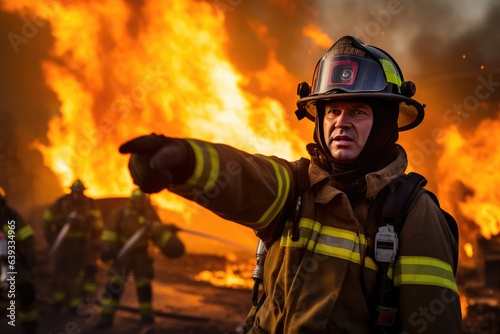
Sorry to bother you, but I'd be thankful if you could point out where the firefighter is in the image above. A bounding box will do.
[119,36,461,333]
[42,179,103,313]
[0,186,38,333]
[97,188,185,328]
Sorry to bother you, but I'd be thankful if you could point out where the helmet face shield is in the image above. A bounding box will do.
[312,56,388,95]
[297,35,425,131]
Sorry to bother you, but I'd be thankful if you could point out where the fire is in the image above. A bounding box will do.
[460,293,469,319]
[302,24,333,48]
[2,0,306,219]
[464,243,474,258]
[436,114,500,242]
[195,262,255,290]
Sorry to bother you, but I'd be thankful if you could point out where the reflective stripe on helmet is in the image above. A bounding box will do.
[380,59,402,86]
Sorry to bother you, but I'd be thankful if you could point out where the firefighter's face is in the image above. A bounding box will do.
[133,199,146,210]
[323,101,374,163]
[71,190,84,201]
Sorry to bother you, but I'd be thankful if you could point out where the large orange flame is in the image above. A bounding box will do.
[437,114,500,239]
[1,0,315,288]
[2,0,308,218]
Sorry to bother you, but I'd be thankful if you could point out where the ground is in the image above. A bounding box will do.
[1,252,253,334]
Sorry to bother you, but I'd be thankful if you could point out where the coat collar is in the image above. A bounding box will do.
[308,145,408,201]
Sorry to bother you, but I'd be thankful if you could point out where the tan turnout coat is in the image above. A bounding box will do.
[169,139,461,334]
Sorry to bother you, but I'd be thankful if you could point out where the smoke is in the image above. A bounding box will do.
[1,0,499,211]
[0,8,62,212]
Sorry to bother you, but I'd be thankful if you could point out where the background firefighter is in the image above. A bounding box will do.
[42,179,103,313]
[97,188,185,328]
[1,186,38,334]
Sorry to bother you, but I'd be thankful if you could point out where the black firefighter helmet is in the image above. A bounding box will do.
[296,36,424,131]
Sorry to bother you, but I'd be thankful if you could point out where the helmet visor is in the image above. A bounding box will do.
[312,55,388,95]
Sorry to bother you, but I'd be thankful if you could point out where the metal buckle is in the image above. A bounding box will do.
[374,225,398,263]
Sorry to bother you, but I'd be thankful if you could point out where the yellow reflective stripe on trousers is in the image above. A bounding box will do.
[17,225,34,241]
[182,139,220,192]
[136,278,151,287]
[18,309,38,322]
[101,299,118,313]
[394,256,458,294]
[252,156,290,230]
[139,302,152,311]
[52,291,65,301]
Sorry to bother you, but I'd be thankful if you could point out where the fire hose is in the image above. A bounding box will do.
[115,220,254,265]
[84,299,210,322]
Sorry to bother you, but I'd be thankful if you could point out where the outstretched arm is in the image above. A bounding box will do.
[119,134,297,242]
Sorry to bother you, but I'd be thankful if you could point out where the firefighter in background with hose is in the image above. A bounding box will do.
[1,186,38,333]
[97,188,185,328]
[42,179,103,313]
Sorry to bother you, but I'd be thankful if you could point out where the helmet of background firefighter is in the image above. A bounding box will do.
[295,35,425,131]
[128,188,150,210]
[69,178,86,202]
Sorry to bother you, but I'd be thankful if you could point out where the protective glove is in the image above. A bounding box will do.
[119,134,194,194]
[165,223,181,233]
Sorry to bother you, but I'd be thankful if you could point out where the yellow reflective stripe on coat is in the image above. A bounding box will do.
[280,218,377,270]
[182,139,220,192]
[91,209,104,227]
[91,209,102,219]
[380,59,402,86]
[83,282,97,293]
[252,156,290,230]
[43,210,56,222]
[136,278,151,287]
[160,231,172,248]
[16,225,34,241]
[18,309,38,322]
[102,230,118,242]
[139,302,152,310]
[66,230,85,238]
[394,256,458,294]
